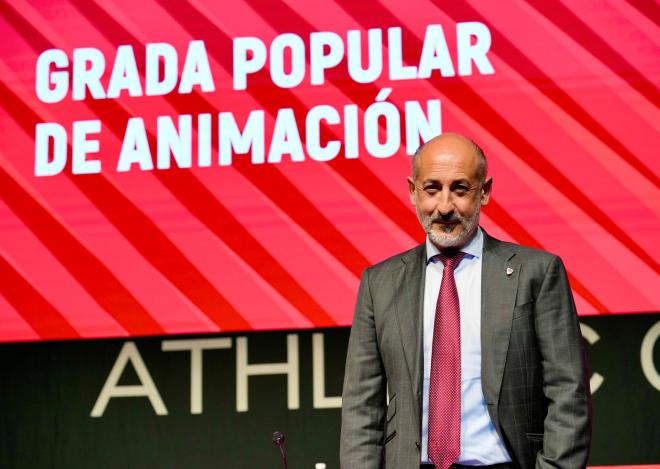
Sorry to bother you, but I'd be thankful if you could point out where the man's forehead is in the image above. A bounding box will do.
[416,142,481,180]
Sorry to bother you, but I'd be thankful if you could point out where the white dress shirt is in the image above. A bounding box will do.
[421,228,511,464]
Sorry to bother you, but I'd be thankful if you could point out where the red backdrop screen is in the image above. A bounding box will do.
[1,0,658,342]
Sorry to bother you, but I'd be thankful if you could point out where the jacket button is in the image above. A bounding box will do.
[415,441,421,449]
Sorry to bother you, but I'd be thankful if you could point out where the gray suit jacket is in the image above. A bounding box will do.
[340,233,591,469]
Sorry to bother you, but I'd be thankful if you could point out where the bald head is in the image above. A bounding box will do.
[412,133,487,183]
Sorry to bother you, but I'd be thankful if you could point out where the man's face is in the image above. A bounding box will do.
[408,136,492,250]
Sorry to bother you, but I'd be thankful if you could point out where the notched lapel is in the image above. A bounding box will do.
[481,236,519,409]
[391,245,425,418]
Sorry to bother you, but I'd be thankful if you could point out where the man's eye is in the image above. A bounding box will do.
[424,187,438,194]
[454,186,469,194]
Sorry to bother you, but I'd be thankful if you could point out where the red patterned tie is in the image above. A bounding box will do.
[428,250,464,468]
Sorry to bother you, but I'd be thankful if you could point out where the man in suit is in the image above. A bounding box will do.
[340,133,591,469]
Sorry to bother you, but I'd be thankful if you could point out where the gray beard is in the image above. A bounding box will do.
[416,203,480,249]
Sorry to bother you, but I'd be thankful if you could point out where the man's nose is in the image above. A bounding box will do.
[435,190,454,216]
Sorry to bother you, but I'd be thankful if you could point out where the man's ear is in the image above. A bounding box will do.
[407,176,416,205]
[481,177,493,206]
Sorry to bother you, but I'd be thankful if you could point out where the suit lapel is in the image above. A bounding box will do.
[481,234,519,409]
[392,244,426,418]
[391,236,520,430]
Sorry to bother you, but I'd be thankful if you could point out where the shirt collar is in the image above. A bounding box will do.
[425,227,484,264]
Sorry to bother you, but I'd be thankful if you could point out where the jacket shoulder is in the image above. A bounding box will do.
[363,244,425,276]
[487,235,561,266]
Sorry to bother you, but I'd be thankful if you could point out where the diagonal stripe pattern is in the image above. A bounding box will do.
[0,0,658,341]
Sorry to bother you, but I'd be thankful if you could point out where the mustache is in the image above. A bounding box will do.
[429,213,463,224]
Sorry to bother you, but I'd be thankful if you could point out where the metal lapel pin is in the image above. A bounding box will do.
[506,267,514,276]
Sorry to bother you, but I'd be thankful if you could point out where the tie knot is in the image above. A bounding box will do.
[434,250,464,271]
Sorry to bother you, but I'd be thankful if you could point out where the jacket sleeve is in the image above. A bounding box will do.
[535,256,592,468]
[340,268,387,469]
